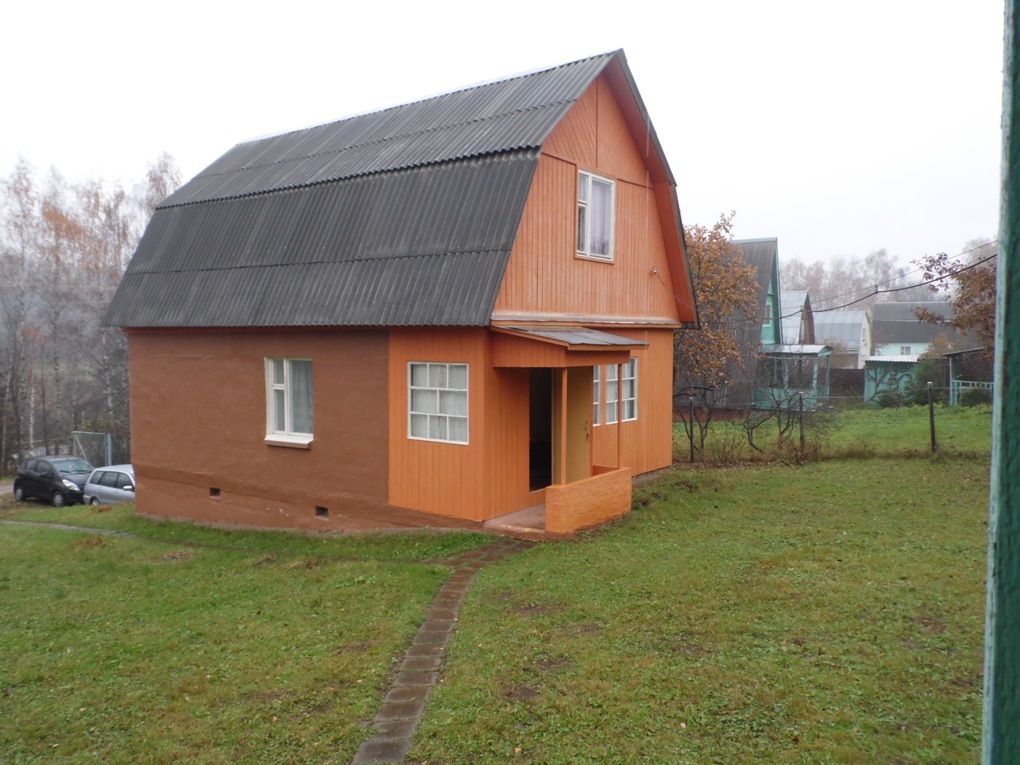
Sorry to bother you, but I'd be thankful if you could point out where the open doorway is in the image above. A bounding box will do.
[529,368,552,491]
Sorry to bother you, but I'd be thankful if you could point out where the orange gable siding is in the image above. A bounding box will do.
[493,75,684,325]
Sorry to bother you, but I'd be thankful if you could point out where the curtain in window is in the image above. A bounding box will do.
[290,360,314,434]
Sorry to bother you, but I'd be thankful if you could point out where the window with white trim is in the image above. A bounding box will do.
[592,366,601,426]
[577,171,615,260]
[408,362,468,444]
[265,358,314,443]
[900,346,912,356]
[604,358,638,424]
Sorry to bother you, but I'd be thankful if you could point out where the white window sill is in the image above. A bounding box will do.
[265,434,313,449]
[575,252,615,263]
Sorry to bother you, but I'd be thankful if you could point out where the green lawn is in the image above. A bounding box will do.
[675,403,993,463]
[0,407,991,763]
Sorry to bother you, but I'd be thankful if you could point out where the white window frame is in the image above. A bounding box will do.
[900,346,912,356]
[592,365,601,426]
[577,170,616,261]
[408,362,469,445]
[265,358,314,447]
[621,357,638,422]
[604,358,638,424]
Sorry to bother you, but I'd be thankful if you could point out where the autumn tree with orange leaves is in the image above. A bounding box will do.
[674,212,758,451]
[914,239,997,365]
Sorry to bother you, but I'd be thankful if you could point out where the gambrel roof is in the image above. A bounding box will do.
[105,50,685,329]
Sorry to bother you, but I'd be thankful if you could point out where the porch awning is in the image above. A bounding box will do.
[491,326,646,368]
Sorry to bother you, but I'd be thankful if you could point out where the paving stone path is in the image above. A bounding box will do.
[351,536,534,765]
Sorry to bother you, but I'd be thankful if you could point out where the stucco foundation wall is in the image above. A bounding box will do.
[545,466,632,534]
[127,329,390,530]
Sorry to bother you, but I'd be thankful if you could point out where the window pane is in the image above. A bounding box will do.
[117,473,133,489]
[448,364,468,390]
[606,365,618,382]
[607,401,618,423]
[448,416,468,443]
[272,358,284,385]
[428,364,447,388]
[591,179,612,257]
[410,413,429,438]
[577,204,587,253]
[622,379,634,399]
[290,360,313,434]
[578,173,588,202]
[274,389,286,432]
[410,363,428,387]
[429,415,447,440]
[440,390,467,416]
[624,400,636,420]
[411,389,438,414]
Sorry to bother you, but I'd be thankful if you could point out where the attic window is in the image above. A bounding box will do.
[577,171,615,261]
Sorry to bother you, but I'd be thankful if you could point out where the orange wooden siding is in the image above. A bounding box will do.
[591,328,675,475]
[388,328,533,522]
[493,73,686,324]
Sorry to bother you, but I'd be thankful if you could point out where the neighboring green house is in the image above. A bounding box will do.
[731,238,831,411]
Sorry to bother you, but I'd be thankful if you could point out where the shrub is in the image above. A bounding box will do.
[960,387,993,407]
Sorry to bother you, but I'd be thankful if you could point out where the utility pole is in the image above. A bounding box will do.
[984,3,1020,762]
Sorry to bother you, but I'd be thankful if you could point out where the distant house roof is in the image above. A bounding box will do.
[871,301,957,345]
[814,310,869,351]
[105,50,682,329]
[780,290,813,345]
[727,238,780,386]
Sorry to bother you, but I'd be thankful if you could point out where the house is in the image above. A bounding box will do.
[871,301,963,357]
[103,51,697,536]
[727,239,830,410]
[814,310,871,369]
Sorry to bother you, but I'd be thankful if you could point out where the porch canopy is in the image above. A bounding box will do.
[490,325,646,367]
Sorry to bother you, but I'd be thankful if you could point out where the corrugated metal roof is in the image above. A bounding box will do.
[495,326,647,348]
[105,151,537,327]
[780,290,810,345]
[162,53,617,208]
[814,310,869,351]
[871,301,962,345]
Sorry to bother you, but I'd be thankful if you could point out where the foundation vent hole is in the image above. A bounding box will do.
[315,506,329,519]
[209,487,221,497]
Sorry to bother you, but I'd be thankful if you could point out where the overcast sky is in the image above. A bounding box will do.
[1,1,1004,266]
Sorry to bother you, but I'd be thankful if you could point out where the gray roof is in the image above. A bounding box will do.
[780,290,812,345]
[814,310,868,351]
[496,326,646,348]
[871,301,957,344]
[105,50,678,329]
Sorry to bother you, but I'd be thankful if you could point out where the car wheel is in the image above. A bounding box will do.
[52,491,66,508]
[14,485,25,502]
[90,497,101,506]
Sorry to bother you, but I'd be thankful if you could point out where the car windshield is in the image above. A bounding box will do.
[54,458,94,474]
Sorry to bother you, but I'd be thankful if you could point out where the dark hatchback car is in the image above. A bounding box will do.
[13,456,95,507]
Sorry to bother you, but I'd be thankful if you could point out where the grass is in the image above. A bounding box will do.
[0,407,992,763]
[674,403,993,464]
[413,458,988,764]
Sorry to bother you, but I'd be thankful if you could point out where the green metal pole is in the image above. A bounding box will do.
[984,2,1020,761]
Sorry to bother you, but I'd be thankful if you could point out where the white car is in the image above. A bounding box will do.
[83,465,136,505]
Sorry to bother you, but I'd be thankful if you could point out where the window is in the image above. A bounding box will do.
[592,366,601,426]
[604,358,638,424]
[900,346,912,356]
[409,362,468,444]
[265,358,314,444]
[577,171,615,260]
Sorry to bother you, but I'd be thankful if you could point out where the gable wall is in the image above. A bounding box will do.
[127,329,391,530]
[493,75,685,324]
